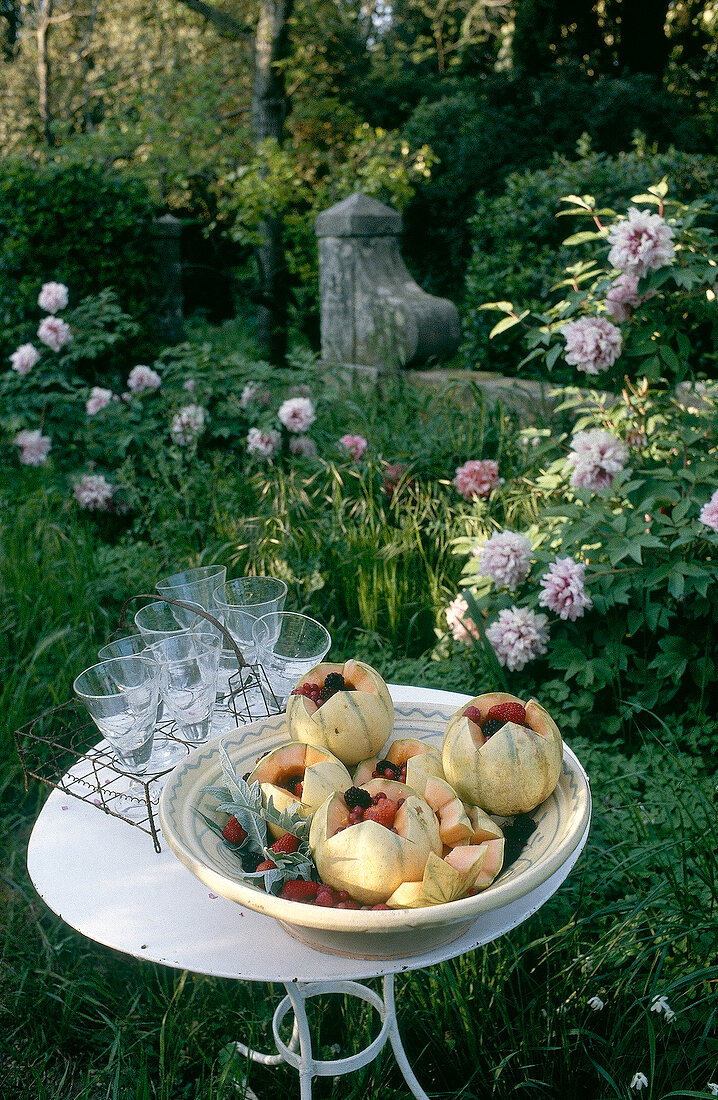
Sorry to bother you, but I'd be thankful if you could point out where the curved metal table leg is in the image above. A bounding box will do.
[228,974,430,1100]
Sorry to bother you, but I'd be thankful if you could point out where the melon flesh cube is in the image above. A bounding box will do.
[424,775,458,811]
[444,843,488,877]
[386,881,428,908]
[474,838,505,887]
[437,799,473,847]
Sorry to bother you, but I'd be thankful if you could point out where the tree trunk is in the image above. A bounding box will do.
[252,0,294,365]
[617,0,671,76]
[36,0,54,147]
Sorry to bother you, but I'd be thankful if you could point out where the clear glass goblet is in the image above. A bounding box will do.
[251,612,331,709]
[156,565,227,626]
[73,655,161,819]
[212,576,288,714]
[150,632,221,744]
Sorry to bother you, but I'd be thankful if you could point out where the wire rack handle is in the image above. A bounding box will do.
[120,594,249,668]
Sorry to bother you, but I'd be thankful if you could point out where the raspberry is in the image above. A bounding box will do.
[481,719,505,737]
[486,701,526,725]
[222,815,248,845]
[463,705,483,725]
[363,798,398,828]
[256,859,277,872]
[315,885,337,907]
[336,899,361,909]
[280,879,320,902]
[269,833,300,855]
[344,786,372,810]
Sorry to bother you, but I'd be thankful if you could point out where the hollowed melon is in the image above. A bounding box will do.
[247,741,351,837]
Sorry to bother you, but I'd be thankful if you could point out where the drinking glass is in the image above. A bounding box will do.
[156,565,227,626]
[212,576,288,715]
[134,600,209,644]
[98,634,147,661]
[150,632,221,744]
[252,612,331,708]
[74,656,161,817]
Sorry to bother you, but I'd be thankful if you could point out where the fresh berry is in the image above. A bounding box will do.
[371,903,390,910]
[291,681,322,701]
[344,786,372,810]
[502,814,537,868]
[280,879,320,902]
[336,898,361,909]
[463,705,483,724]
[269,833,300,855]
[240,852,263,873]
[374,759,400,780]
[324,672,346,693]
[222,816,248,845]
[486,701,526,725]
[481,719,505,737]
[315,885,337,907]
[363,798,398,828]
[283,773,304,796]
[256,859,277,872]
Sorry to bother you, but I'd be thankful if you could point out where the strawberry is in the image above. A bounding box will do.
[222,816,248,845]
[463,705,482,725]
[256,859,277,872]
[486,701,526,726]
[269,833,300,855]
[280,879,320,902]
[363,797,398,829]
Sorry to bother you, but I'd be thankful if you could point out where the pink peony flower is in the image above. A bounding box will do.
[699,489,718,532]
[37,316,72,352]
[278,396,316,434]
[86,386,113,415]
[240,381,271,409]
[339,434,368,461]
[127,364,161,394]
[561,316,622,376]
[37,282,69,314]
[453,459,500,501]
[382,462,411,500]
[10,343,41,376]
[289,434,317,457]
[604,273,656,323]
[476,530,532,590]
[183,378,196,392]
[73,473,115,511]
[485,606,549,671]
[14,428,51,466]
[539,557,593,621]
[445,594,480,644]
[567,429,629,491]
[607,207,675,277]
[247,426,281,459]
[170,404,207,445]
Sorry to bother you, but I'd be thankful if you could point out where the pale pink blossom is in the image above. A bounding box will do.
[476,530,532,590]
[608,207,675,277]
[485,606,549,671]
[37,315,72,352]
[73,473,115,511]
[247,426,281,459]
[567,429,629,491]
[86,386,113,415]
[127,364,161,394]
[561,316,622,376]
[289,434,317,457]
[278,396,316,434]
[383,462,410,500]
[445,595,480,644]
[183,378,196,392]
[453,459,500,501]
[539,558,593,621]
[10,343,41,376]
[170,404,207,445]
[14,428,51,466]
[605,273,656,323]
[699,489,718,532]
[37,281,69,314]
[240,381,271,409]
[339,434,368,461]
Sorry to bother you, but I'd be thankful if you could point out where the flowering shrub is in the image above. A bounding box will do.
[481,179,718,389]
[453,458,501,501]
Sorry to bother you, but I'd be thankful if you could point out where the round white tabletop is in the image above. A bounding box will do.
[26,685,589,984]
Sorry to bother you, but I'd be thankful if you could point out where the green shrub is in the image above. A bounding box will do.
[462,145,718,375]
[0,159,156,363]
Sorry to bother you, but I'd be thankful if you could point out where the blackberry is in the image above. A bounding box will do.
[240,851,263,874]
[343,786,372,810]
[324,672,346,693]
[502,814,537,868]
[481,718,505,737]
[375,759,400,779]
[317,683,334,702]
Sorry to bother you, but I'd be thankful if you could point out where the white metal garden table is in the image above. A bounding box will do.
[26,685,590,1099]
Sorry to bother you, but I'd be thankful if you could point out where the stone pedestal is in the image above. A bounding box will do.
[316,193,461,370]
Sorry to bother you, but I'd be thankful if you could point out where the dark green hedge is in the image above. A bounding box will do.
[0,159,156,361]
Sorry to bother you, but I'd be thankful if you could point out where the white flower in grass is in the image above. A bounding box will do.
[706,1083,718,1096]
[289,434,317,457]
[278,396,316,433]
[247,426,281,459]
[240,380,271,409]
[73,473,115,511]
[475,530,532,590]
[630,1072,649,1091]
[699,489,718,533]
[650,994,675,1022]
[38,315,72,352]
[183,378,196,392]
[339,433,368,462]
[127,364,161,394]
[453,457,500,500]
[86,387,113,415]
[170,404,207,445]
[14,429,51,466]
[10,343,41,376]
[38,281,69,313]
[485,606,549,671]
[587,995,604,1012]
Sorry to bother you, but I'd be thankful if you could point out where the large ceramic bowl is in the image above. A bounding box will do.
[159,701,591,959]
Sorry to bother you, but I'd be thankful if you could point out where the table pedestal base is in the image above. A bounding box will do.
[228,973,429,1100]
